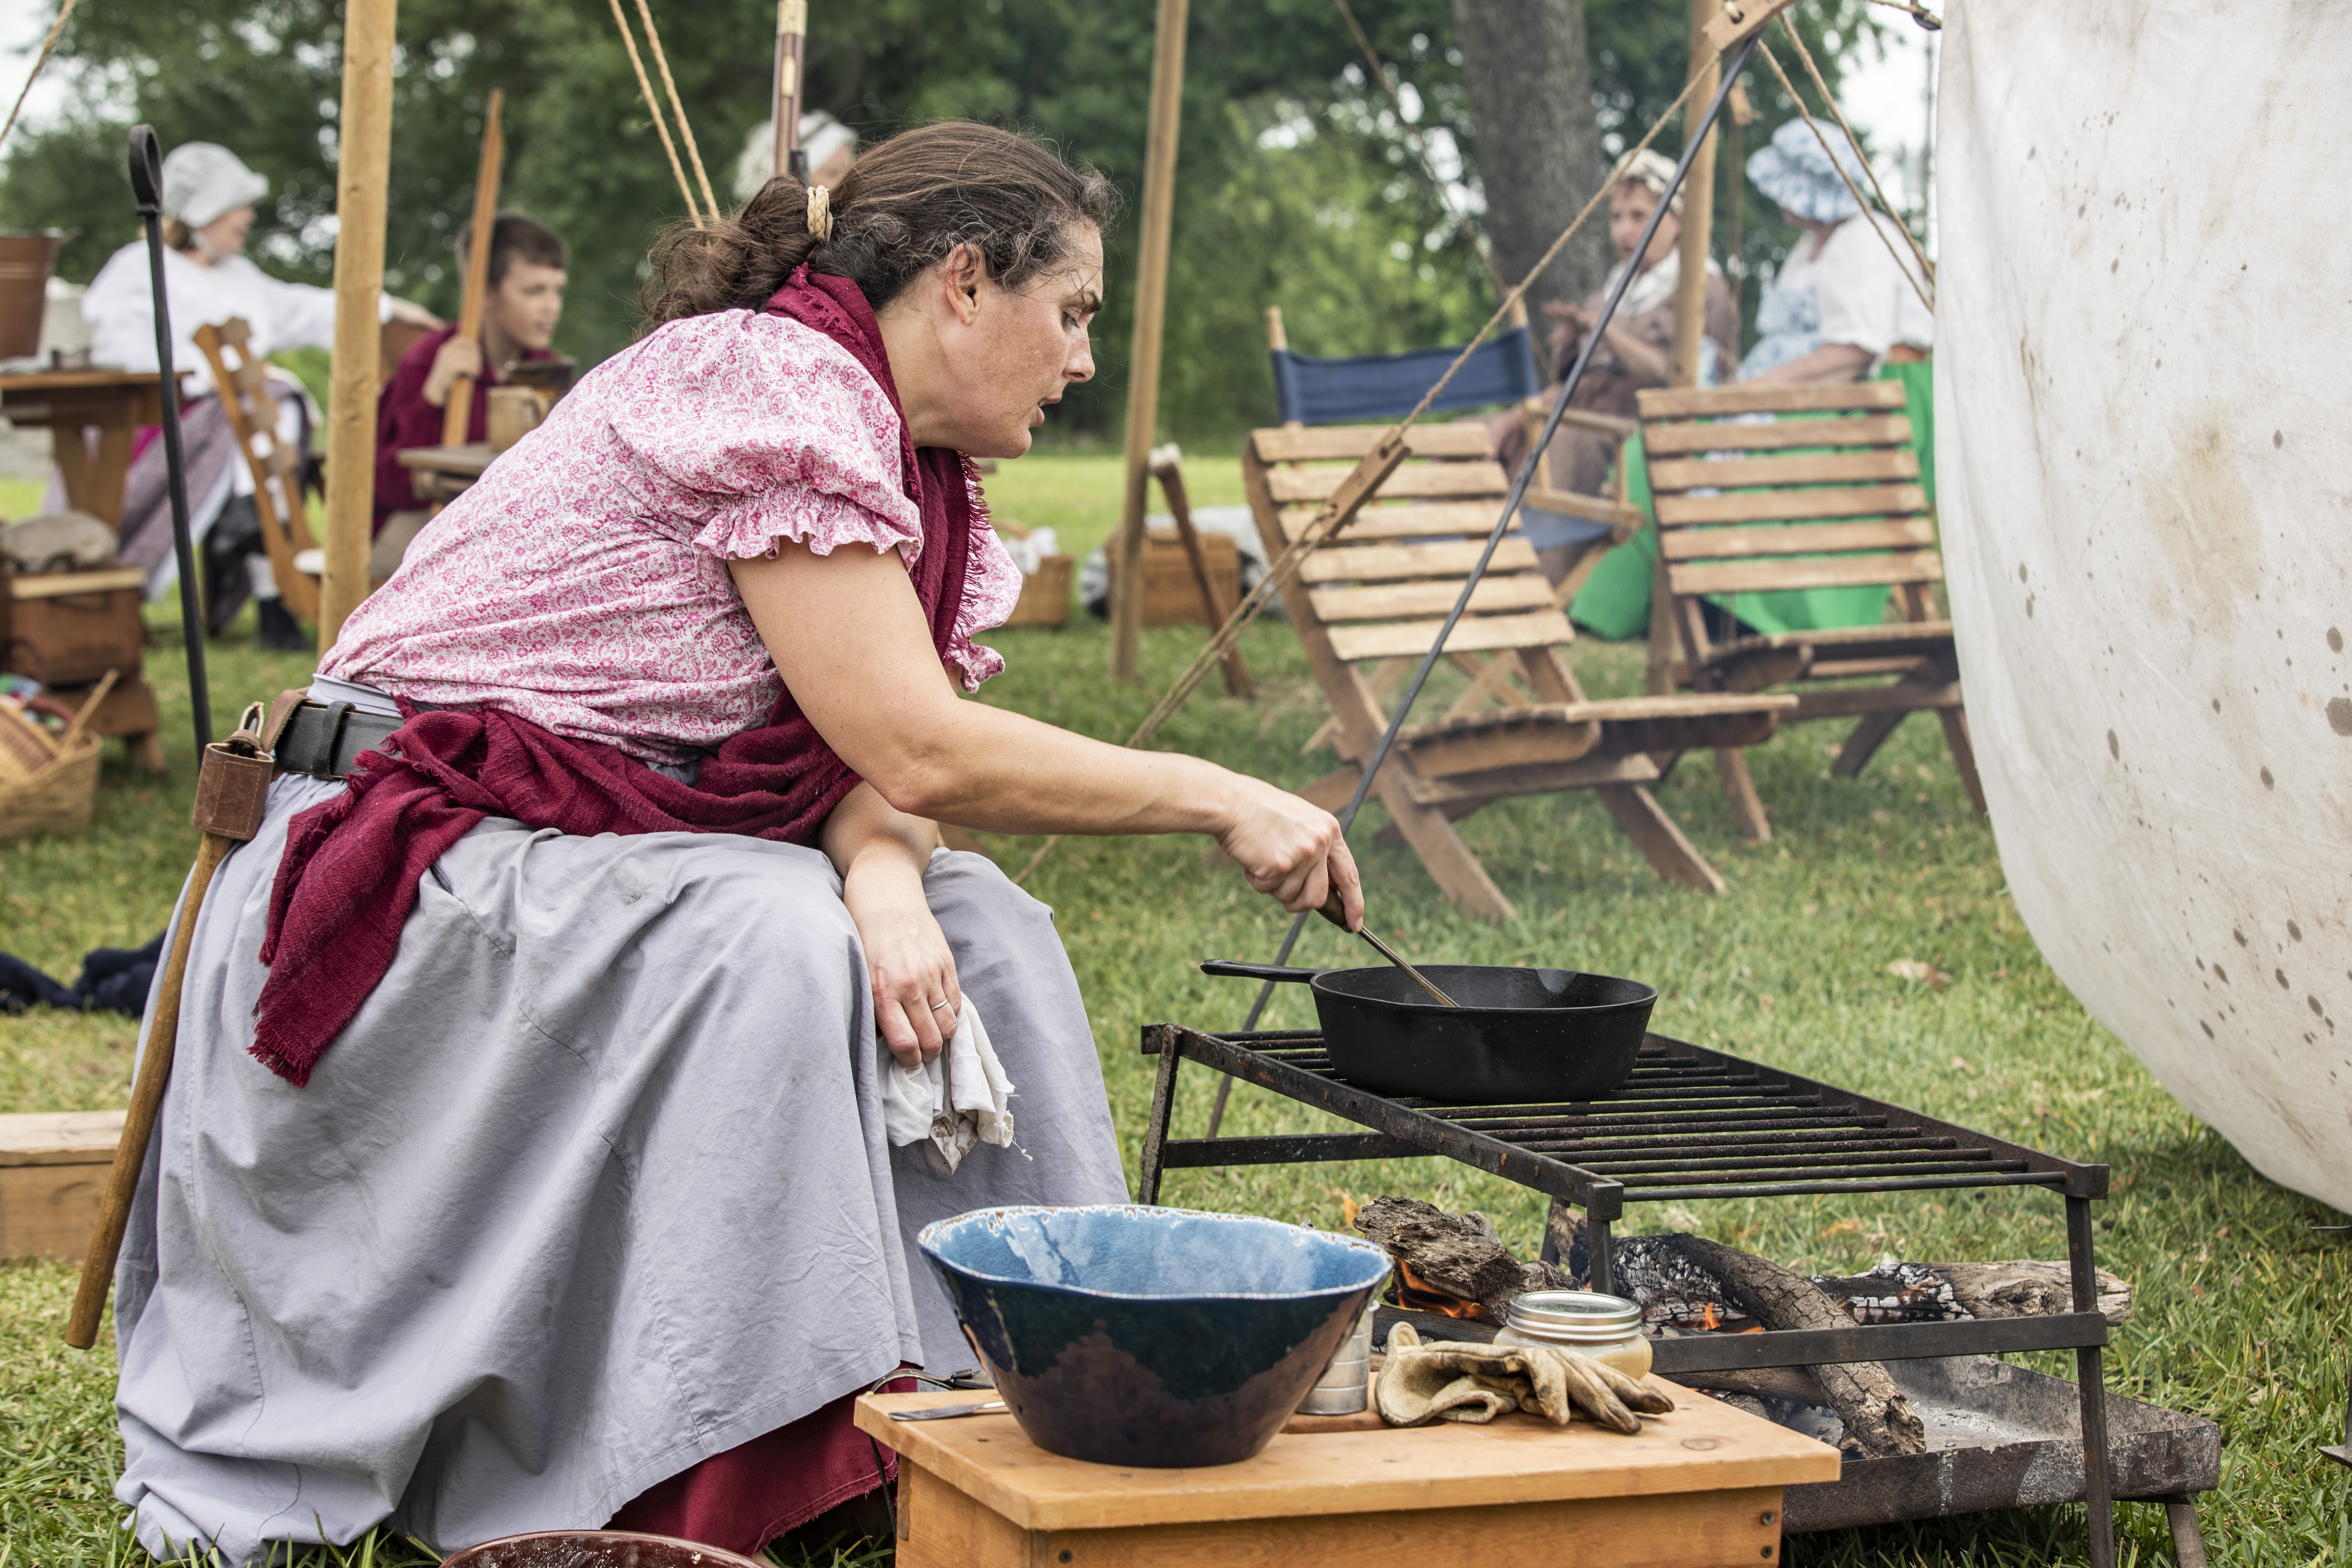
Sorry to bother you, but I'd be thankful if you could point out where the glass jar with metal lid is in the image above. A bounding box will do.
[1492,1290,1652,1380]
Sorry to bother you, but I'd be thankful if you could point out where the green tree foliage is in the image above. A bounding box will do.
[0,0,1881,440]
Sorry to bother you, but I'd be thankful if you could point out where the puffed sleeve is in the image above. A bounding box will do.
[1814,217,1928,360]
[603,312,926,563]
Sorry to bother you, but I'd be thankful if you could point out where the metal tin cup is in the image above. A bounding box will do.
[1296,1298,1378,1415]
[1493,1289,1652,1380]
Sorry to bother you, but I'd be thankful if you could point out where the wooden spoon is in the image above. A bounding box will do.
[1318,888,1460,1007]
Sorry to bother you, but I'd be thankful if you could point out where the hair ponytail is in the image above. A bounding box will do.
[641,120,1116,330]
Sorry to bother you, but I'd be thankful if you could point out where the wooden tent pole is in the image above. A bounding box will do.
[441,89,505,449]
[772,0,807,178]
[318,0,399,652]
[1651,0,1722,697]
[1667,0,1723,387]
[1110,0,1189,683]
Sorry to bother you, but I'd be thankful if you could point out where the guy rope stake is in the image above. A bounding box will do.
[67,706,275,1349]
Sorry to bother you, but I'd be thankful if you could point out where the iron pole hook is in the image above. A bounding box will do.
[128,122,210,751]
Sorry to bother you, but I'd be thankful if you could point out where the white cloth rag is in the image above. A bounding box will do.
[881,999,1018,1174]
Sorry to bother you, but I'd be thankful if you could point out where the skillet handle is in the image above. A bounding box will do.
[1197,959,1321,983]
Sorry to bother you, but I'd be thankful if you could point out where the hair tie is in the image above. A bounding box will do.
[807,185,834,242]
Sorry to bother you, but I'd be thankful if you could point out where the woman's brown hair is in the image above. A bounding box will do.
[643,120,1116,328]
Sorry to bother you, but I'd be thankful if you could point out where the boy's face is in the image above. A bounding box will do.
[488,260,567,351]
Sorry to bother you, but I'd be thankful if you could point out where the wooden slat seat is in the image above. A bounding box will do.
[1244,421,1799,915]
[192,318,321,624]
[1636,382,1984,821]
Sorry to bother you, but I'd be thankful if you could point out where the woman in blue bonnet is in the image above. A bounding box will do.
[1740,118,1932,384]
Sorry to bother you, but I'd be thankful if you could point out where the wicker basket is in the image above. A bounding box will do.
[0,723,100,841]
[0,668,113,841]
[1002,554,1074,629]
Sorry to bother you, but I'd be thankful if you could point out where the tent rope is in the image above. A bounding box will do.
[1859,0,1942,30]
[633,0,722,219]
[1774,17,1935,287]
[1332,0,1510,300]
[1010,62,1710,887]
[0,0,76,158]
[1756,34,1933,314]
[607,0,706,227]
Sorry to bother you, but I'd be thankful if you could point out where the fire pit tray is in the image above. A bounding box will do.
[1781,1354,2218,1531]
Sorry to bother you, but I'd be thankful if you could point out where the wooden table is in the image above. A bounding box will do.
[859,1384,1839,1568]
[0,369,169,528]
[396,441,493,504]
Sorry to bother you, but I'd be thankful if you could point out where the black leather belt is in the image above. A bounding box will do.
[269,699,402,780]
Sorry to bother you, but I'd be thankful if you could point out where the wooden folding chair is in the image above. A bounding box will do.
[1267,307,1648,755]
[1634,380,1986,822]
[1243,423,1795,917]
[191,318,322,624]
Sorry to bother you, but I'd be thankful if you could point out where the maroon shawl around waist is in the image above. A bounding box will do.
[251,267,973,1085]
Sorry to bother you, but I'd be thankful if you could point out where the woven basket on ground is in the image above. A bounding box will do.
[0,669,115,841]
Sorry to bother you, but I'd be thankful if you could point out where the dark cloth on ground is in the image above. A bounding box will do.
[0,932,163,1015]
[253,267,974,1086]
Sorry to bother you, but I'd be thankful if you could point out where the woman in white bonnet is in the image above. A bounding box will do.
[78,142,436,647]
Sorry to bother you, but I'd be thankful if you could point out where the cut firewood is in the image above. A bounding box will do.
[1659,1365,1832,1406]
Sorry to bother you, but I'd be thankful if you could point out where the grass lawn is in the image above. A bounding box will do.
[2,454,2345,1565]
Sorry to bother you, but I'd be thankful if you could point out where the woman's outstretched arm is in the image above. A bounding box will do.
[732,541,1363,925]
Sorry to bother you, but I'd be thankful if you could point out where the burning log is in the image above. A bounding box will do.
[1360,1198,1921,1457]
[1354,1198,1571,1321]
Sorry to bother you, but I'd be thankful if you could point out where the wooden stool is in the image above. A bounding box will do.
[859,1384,1838,1568]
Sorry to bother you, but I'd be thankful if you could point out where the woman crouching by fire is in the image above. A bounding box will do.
[109,121,1360,1564]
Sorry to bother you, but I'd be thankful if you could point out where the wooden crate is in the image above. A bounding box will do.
[1002,555,1074,629]
[0,1111,124,1261]
[1106,529,1242,627]
[860,1381,1838,1568]
[2,565,145,687]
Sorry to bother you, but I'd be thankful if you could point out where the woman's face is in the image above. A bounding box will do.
[1608,184,1680,272]
[196,205,255,260]
[923,224,1102,459]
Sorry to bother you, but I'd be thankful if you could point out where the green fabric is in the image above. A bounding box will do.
[1567,363,1932,640]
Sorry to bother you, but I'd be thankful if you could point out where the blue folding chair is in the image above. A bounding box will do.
[1268,323,1544,428]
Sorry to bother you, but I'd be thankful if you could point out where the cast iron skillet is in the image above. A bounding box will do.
[1198,960,1657,1104]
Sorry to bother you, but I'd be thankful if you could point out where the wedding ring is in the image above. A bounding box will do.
[929,1000,955,1013]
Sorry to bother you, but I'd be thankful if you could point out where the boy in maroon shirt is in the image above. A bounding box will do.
[371,211,567,578]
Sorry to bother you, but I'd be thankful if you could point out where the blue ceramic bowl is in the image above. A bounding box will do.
[918,1205,1392,1468]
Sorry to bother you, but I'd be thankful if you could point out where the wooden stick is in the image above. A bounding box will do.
[1108,0,1189,684]
[771,0,807,179]
[1149,445,1253,698]
[66,830,230,1348]
[442,89,505,450]
[317,0,397,654]
[634,0,719,218]
[56,667,118,754]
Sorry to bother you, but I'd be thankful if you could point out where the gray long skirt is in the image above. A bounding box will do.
[111,776,1127,1562]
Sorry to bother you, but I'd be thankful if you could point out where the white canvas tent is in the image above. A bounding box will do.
[1938,0,2352,1211]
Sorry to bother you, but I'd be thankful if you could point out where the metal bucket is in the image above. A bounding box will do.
[0,233,65,361]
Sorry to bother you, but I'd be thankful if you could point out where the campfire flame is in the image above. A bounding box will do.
[1700,1302,1719,1332]
[1394,1259,1489,1320]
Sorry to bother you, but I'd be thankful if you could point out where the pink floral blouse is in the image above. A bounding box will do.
[324,310,1021,765]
